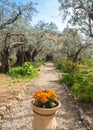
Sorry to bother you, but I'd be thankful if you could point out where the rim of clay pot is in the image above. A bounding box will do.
[31,99,61,115]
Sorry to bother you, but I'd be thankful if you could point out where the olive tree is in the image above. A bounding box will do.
[58,0,93,37]
[61,28,92,62]
[26,21,59,62]
[0,0,37,73]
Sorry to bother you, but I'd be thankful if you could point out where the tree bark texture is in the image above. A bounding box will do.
[0,49,9,73]
[16,50,25,66]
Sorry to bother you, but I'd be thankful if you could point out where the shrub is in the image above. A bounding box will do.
[8,62,38,78]
[55,60,64,70]
[9,58,16,66]
[72,83,93,103]
[71,72,93,102]
[63,60,79,73]
[74,73,88,84]
[32,60,44,68]
[55,60,79,74]
[58,59,93,103]
[83,59,93,67]
[80,69,89,74]
[59,74,75,88]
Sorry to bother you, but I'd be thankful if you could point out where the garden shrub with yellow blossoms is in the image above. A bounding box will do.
[33,90,58,108]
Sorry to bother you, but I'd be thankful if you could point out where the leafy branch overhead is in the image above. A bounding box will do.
[61,28,93,62]
[58,0,93,37]
[0,9,21,30]
[0,1,37,30]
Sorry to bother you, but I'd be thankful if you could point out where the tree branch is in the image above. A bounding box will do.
[0,9,21,30]
[9,42,24,52]
[74,0,88,11]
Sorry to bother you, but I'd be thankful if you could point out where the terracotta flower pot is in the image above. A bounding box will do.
[31,99,61,130]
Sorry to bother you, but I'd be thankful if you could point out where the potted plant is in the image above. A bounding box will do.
[31,89,61,130]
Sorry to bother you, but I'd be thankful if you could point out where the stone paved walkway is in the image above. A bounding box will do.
[0,63,93,130]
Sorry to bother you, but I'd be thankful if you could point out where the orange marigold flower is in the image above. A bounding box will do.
[33,89,58,107]
[41,97,48,103]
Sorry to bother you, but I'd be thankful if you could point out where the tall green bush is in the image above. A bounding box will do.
[8,62,38,78]
[59,74,75,88]
[55,60,79,74]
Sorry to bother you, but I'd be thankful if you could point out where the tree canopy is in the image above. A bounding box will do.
[58,0,93,37]
[0,0,37,30]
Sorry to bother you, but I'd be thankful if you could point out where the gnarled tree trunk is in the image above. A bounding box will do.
[31,49,38,62]
[46,54,54,61]
[16,50,25,66]
[0,48,9,73]
[24,50,31,62]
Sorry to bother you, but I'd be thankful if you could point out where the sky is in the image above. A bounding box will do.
[30,0,67,32]
[9,0,67,32]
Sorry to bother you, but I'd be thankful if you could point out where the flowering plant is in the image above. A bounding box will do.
[33,89,58,108]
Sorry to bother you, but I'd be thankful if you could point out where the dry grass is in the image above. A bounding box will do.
[0,74,31,107]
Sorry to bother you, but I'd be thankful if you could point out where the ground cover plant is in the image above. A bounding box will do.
[55,59,93,103]
[32,60,45,68]
[8,62,38,78]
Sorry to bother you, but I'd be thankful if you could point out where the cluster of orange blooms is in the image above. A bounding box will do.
[33,89,57,103]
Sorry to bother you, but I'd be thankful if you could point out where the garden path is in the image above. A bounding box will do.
[0,63,92,130]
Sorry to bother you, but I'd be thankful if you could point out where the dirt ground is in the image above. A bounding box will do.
[0,74,32,108]
[0,63,93,130]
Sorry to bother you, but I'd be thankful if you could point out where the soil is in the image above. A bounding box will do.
[0,63,93,130]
